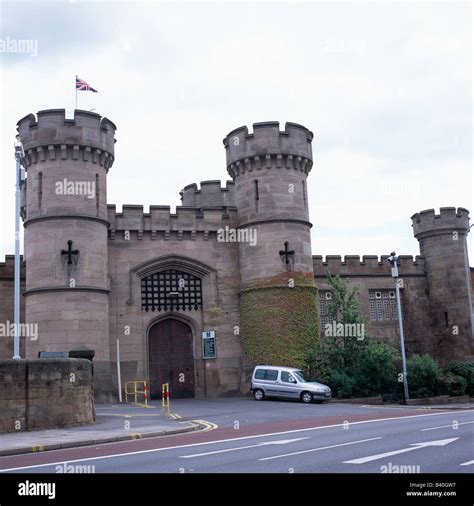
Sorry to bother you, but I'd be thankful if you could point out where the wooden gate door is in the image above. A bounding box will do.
[148,319,195,399]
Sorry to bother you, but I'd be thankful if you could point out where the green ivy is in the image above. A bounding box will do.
[240,280,319,369]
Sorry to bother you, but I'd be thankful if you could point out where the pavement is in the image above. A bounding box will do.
[0,403,207,457]
[397,403,473,410]
[370,402,473,410]
[0,397,471,462]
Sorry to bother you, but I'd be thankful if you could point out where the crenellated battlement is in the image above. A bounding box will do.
[312,254,426,277]
[411,207,470,238]
[17,109,116,170]
[0,255,26,280]
[180,180,235,207]
[107,204,238,239]
[223,121,314,179]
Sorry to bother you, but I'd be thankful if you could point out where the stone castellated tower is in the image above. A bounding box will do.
[224,122,319,380]
[17,109,116,401]
[412,207,474,363]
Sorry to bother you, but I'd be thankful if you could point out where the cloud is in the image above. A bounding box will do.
[0,2,122,66]
[0,1,472,261]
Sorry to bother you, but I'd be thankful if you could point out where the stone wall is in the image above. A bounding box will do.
[0,358,94,432]
[412,208,474,362]
[224,122,317,387]
[19,109,115,403]
[313,255,431,354]
[180,180,236,208]
[107,228,243,398]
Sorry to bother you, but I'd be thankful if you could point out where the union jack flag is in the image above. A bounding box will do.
[76,76,98,93]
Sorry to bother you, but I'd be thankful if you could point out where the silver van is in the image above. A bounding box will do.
[251,365,332,403]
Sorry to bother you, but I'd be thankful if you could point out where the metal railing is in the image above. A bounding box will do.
[124,380,149,406]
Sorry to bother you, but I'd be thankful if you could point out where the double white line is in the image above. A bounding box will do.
[180,437,382,460]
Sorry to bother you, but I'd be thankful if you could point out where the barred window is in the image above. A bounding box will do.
[141,270,202,312]
[369,289,398,321]
[318,291,333,329]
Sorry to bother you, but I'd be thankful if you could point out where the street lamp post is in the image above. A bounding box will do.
[464,225,474,338]
[388,251,409,402]
[13,135,25,360]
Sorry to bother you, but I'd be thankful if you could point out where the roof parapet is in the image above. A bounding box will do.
[107,204,238,238]
[312,254,425,276]
[411,207,470,238]
[17,109,116,168]
[0,255,26,280]
[180,180,235,207]
[223,121,314,179]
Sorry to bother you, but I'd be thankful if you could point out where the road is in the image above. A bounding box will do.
[0,399,472,473]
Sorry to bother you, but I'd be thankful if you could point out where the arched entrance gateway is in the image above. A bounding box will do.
[142,268,202,399]
[148,319,195,399]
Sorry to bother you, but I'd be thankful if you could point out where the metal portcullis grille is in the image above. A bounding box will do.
[141,270,202,312]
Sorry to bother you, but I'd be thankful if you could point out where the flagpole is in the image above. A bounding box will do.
[75,75,78,110]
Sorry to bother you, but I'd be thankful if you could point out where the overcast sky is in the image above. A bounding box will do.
[0,1,472,263]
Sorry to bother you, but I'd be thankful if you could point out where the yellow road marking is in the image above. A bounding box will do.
[131,402,155,409]
[31,445,44,452]
[361,404,433,410]
[97,413,163,417]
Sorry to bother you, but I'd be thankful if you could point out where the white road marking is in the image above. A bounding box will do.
[421,421,474,431]
[259,437,382,461]
[0,410,471,473]
[180,437,309,458]
[191,420,218,432]
[459,460,474,466]
[343,438,459,464]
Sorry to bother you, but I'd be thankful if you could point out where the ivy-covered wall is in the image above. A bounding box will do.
[240,272,319,378]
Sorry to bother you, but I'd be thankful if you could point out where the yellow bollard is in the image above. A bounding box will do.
[143,381,148,406]
[161,383,170,417]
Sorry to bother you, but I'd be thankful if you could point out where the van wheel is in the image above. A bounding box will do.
[301,391,313,403]
[253,389,265,401]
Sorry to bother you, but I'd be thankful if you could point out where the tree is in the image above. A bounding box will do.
[322,271,367,372]
[305,272,400,398]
